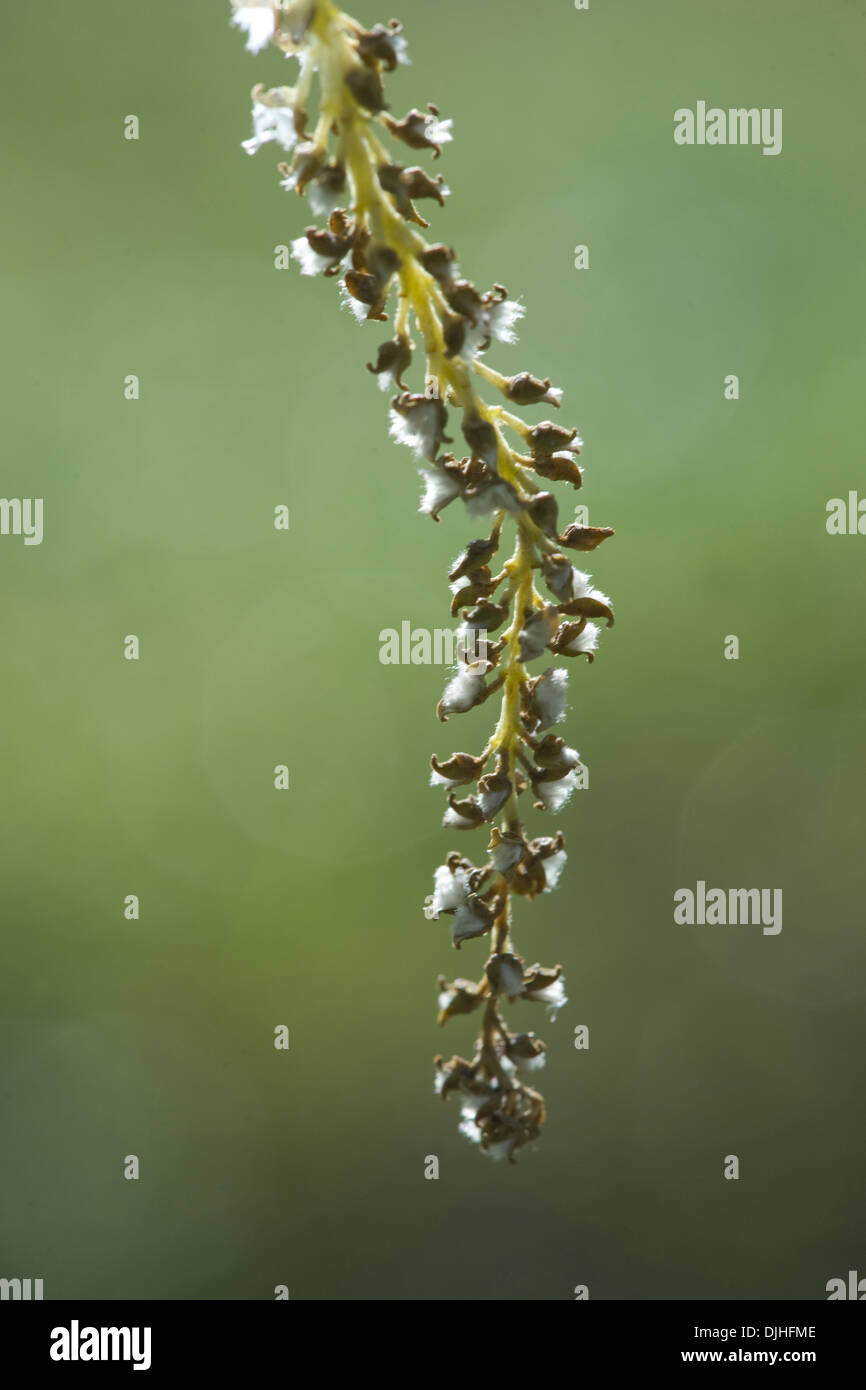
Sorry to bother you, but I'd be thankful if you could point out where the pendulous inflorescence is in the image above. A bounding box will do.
[230,0,615,1162]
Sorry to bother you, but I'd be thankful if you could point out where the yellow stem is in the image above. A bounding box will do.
[313,0,541,864]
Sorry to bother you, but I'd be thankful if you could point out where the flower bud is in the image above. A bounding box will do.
[437,659,493,720]
[402,166,448,205]
[558,524,615,551]
[504,373,563,409]
[384,106,453,158]
[486,952,525,997]
[367,334,413,391]
[540,552,574,601]
[525,490,559,537]
[345,62,388,113]
[529,421,582,455]
[524,666,569,729]
[505,1033,547,1072]
[443,798,485,830]
[477,771,511,820]
[391,392,450,461]
[448,532,501,582]
[488,827,525,876]
[530,451,583,489]
[549,621,599,660]
[437,976,485,1024]
[356,21,408,72]
[518,604,560,662]
[452,893,496,947]
[461,415,499,469]
[557,593,614,626]
[461,600,508,633]
[430,752,488,787]
[522,965,567,1018]
[419,242,457,283]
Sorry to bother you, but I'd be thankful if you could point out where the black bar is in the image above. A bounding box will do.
[1,1300,861,1374]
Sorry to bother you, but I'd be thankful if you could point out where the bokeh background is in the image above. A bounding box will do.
[1,0,864,1300]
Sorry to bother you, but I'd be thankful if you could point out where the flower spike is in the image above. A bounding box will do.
[230,0,614,1161]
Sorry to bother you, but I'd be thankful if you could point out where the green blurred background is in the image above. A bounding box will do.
[1,0,864,1300]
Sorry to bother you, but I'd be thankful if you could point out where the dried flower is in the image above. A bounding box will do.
[230,0,614,1161]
